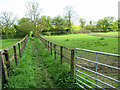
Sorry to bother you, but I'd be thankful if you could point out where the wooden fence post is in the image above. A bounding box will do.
[0,51,3,89]
[60,46,63,64]
[13,45,18,66]
[24,39,26,49]
[48,41,49,51]
[3,50,10,70]
[45,40,47,48]
[18,43,21,57]
[24,36,28,48]
[71,49,75,77]
[54,44,56,59]
[21,41,24,52]
[0,51,7,88]
[50,43,52,55]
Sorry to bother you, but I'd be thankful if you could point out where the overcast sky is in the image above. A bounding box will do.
[0,0,119,24]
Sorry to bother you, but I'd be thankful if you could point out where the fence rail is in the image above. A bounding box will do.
[38,34,75,76]
[38,34,120,89]
[75,48,120,89]
[0,35,28,89]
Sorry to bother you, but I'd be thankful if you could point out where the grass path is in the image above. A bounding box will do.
[4,39,54,88]
[31,40,54,88]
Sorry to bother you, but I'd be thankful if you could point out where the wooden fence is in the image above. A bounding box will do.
[38,35,75,77]
[0,35,28,89]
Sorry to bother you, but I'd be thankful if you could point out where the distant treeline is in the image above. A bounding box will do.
[0,0,119,38]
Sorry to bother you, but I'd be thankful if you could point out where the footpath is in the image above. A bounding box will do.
[4,39,54,88]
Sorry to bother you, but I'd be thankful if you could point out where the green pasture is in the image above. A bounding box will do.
[89,32,119,38]
[44,33,119,88]
[1,33,119,88]
[0,38,23,62]
[44,33,118,54]
[1,38,22,49]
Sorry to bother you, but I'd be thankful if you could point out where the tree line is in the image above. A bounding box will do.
[0,1,119,38]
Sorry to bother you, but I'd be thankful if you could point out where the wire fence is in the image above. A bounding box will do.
[75,48,120,89]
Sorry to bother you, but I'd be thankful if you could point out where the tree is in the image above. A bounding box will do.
[87,20,97,30]
[46,16,53,31]
[0,11,17,38]
[52,16,69,34]
[97,16,115,32]
[0,11,16,27]
[64,6,75,30]
[112,20,118,30]
[25,1,42,37]
[18,17,34,37]
[18,17,31,25]
[79,18,86,29]
[118,18,120,31]
[0,21,1,28]
[89,20,93,25]
[37,16,52,32]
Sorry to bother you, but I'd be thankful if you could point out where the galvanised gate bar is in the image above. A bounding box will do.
[75,48,120,89]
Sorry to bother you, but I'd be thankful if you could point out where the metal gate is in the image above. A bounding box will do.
[75,48,120,89]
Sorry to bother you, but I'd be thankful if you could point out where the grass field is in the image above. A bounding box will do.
[89,32,119,38]
[1,38,22,49]
[0,38,23,63]
[44,33,118,54]
[2,33,119,88]
[44,33,119,88]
